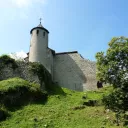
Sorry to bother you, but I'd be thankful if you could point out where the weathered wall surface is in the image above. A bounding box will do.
[0,62,39,83]
[0,61,51,89]
[29,28,49,71]
[53,53,97,91]
[47,49,54,78]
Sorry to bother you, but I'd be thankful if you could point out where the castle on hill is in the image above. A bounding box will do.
[28,21,97,91]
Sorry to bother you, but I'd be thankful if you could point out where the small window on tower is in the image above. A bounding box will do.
[37,30,39,35]
[43,32,45,37]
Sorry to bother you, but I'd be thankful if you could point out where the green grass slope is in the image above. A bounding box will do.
[0,78,125,128]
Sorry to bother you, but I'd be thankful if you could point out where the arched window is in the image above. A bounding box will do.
[37,30,39,35]
[43,32,45,37]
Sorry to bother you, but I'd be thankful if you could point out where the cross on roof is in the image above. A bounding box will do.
[39,18,42,24]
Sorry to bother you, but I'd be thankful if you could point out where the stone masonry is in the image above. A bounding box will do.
[53,52,97,91]
[28,22,97,91]
[0,61,48,89]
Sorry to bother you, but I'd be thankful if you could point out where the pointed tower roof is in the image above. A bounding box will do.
[37,18,43,27]
[37,23,43,28]
[30,18,49,34]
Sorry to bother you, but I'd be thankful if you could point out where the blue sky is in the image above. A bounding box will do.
[0,0,128,61]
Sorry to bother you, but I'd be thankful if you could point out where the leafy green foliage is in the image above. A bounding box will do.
[96,36,128,125]
[0,78,47,109]
[96,36,128,87]
[0,86,123,128]
[0,77,38,91]
[0,55,18,70]
[102,88,128,111]
[29,62,52,89]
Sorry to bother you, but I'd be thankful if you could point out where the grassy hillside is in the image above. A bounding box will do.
[0,78,125,128]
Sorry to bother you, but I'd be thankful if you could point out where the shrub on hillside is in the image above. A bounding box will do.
[0,55,18,69]
[0,78,48,108]
[102,88,128,111]
[29,62,52,89]
[96,36,128,125]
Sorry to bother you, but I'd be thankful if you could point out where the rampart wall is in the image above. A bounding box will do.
[53,53,97,91]
[0,61,52,90]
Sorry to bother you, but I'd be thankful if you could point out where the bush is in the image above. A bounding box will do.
[0,55,18,70]
[29,62,52,89]
[96,37,128,125]
[102,88,128,111]
[102,87,128,126]
[0,78,48,108]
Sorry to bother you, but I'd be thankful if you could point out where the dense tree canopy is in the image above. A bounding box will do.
[96,37,128,125]
[96,36,128,88]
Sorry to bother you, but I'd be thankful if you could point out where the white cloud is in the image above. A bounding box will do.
[9,51,27,60]
[16,51,27,58]
[0,0,47,20]
[12,0,47,8]
[0,0,47,8]
[11,0,31,8]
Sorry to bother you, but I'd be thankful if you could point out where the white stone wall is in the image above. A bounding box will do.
[53,53,97,91]
[47,49,54,78]
[29,28,49,71]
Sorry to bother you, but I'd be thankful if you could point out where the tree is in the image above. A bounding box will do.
[96,36,128,88]
[96,36,128,125]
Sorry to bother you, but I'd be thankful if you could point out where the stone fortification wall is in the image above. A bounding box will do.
[53,52,97,91]
[0,62,39,83]
[0,60,52,89]
[47,48,54,78]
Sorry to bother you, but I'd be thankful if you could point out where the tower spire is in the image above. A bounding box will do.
[39,18,42,24]
[37,18,43,27]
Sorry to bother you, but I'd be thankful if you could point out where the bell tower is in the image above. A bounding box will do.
[29,19,49,69]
